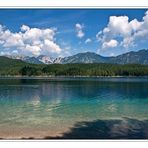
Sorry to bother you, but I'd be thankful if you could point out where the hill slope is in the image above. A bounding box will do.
[0,56,35,75]
[61,52,108,64]
[110,49,148,64]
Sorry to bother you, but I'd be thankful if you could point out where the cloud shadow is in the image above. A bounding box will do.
[45,118,148,139]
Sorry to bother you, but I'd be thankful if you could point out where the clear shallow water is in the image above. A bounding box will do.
[0,77,148,139]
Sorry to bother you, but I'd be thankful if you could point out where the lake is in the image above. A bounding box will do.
[0,77,148,139]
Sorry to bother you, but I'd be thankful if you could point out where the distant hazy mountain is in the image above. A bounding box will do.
[23,56,43,64]
[61,52,108,64]
[37,55,54,64]
[5,55,25,60]
[3,49,148,65]
[61,50,148,65]
[110,49,148,64]
[6,55,54,64]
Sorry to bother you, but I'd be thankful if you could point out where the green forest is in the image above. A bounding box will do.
[19,64,148,76]
[0,57,148,76]
[0,56,148,76]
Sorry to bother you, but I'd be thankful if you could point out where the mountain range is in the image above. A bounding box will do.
[4,49,148,65]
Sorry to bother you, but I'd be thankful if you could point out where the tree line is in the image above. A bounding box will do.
[17,63,148,76]
[1,62,148,76]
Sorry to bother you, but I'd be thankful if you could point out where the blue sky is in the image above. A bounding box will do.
[0,9,148,57]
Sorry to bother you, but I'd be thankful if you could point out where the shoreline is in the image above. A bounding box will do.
[0,75,148,79]
[0,117,148,140]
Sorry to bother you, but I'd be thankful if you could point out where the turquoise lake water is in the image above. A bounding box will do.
[0,77,148,139]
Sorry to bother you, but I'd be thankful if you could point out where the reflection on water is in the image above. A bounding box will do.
[0,77,148,139]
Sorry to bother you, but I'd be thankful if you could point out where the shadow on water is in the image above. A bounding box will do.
[45,118,148,139]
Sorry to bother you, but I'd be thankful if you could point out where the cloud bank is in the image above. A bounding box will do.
[0,25,62,56]
[97,10,148,53]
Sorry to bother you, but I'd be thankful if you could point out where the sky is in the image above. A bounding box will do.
[0,9,148,57]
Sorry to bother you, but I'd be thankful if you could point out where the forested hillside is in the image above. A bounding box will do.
[0,56,148,76]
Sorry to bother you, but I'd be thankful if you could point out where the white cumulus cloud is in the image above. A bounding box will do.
[75,23,85,39]
[21,25,30,32]
[96,10,148,55]
[102,39,118,49]
[85,38,92,44]
[0,24,62,56]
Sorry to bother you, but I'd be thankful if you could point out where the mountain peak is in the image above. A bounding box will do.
[3,49,148,65]
[37,55,54,64]
[61,51,107,64]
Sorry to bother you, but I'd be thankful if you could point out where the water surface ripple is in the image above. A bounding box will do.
[0,77,148,139]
